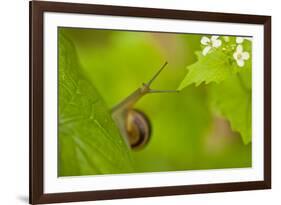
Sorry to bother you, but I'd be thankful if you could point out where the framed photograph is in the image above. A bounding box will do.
[30,0,271,204]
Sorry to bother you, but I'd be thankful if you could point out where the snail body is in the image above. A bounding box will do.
[111,62,178,150]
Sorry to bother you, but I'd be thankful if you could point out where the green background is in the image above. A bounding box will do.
[58,28,251,176]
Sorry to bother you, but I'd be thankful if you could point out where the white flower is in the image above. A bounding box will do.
[201,36,222,56]
[233,45,250,67]
[236,37,244,44]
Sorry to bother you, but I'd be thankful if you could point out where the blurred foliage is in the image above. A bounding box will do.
[58,28,252,176]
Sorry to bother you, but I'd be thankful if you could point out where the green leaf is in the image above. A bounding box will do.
[178,50,233,90]
[178,37,252,91]
[208,67,252,144]
[58,33,133,176]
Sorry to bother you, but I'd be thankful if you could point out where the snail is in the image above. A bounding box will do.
[111,62,178,150]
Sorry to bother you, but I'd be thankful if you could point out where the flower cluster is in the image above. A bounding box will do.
[201,36,222,56]
[200,36,250,68]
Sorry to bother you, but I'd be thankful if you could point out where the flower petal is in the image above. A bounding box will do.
[233,52,238,60]
[202,46,211,56]
[211,36,219,41]
[212,39,222,48]
[242,52,250,60]
[201,36,210,45]
[236,37,244,44]
[237,59,245,67]
[236,45,243,53]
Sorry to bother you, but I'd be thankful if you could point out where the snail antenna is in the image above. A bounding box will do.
[146,61,168,87]
[144,61,179,93]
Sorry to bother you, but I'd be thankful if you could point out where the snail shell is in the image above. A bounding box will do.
[111,62,177,150]
[126,109,151,149]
